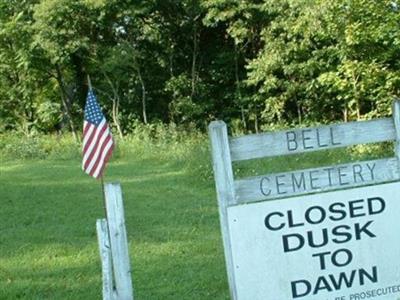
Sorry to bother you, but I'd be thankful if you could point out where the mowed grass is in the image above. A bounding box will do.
[0,134,393,300]
[0,138,228,300]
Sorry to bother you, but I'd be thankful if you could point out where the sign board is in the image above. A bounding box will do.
[228,182,400,300]
[209,100,400,300]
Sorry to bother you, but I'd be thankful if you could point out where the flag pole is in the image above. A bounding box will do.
[85,73,118,292]
[87,74,92,90]
[87,74,108,218]
[100,175,108,220]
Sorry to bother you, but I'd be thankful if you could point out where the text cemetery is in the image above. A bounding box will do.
[260,162,376,196]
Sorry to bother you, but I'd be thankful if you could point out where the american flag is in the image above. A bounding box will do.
[82,89,114,179]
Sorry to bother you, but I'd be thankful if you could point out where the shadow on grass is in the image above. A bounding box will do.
[0,262,102,300]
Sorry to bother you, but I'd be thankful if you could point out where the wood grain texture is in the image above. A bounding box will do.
[208,121,238,300]
[96,219,116,300]
[105,183,134,300]
[235,157,400,203]
[230,118,395,161]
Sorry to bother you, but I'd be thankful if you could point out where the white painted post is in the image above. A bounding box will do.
[392,99,400,163]
[96,219,116,300]
[208,121,238,300]
[104,183,134,300]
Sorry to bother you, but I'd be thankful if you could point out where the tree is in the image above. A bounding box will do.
[0,0,398,135]
[202,0,270,132]
[0,0,59,134]
[247,0,400,127]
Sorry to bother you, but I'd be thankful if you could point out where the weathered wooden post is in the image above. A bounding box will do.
[208,121,238,300]
[96,219,116,300]
[96,183,134,300]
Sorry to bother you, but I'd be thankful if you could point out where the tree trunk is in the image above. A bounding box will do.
[254,112,259,134]
[352,70,361,120]
[343,106,348,122]
[112,94,123,140]
[71,53,86,108]
[234,43,246,131]
[169,43,174,78]
[191,16,200,100]
[137,67,148,124]
[296,101,302,124]
[241,107,246,133]
[55,64,79,142]
[104,73,124,140]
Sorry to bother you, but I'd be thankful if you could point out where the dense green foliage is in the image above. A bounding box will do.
[1,0,399,136]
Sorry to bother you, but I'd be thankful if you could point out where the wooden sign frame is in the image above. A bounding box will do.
[208,100,400,300]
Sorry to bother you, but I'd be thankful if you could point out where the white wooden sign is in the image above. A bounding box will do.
[209,100,400,300]
[229,182,400,300]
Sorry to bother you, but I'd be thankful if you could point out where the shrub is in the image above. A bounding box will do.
[0,125,213,182]
[0,133,80,160]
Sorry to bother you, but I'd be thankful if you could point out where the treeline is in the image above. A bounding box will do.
[1,0,399,139]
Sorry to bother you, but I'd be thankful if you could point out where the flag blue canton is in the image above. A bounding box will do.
[84,90,104,126]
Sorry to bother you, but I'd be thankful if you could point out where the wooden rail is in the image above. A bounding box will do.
[230,118,395,161]
[234,157,399,203]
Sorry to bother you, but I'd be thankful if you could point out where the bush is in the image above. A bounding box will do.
[0,134,47,159]
[0,133,80,160]
[116,122,213,181]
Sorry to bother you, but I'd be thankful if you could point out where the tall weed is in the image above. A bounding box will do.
[0,123,393,183]
[0,125,214,181]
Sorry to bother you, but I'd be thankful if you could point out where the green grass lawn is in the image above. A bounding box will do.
[0,144,229,299]
[0,135,392,300]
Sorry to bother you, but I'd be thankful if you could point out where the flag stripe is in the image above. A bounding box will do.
[82,89,114,179]
[92,144,114,179]
[83,119,107,169]
[82,122,99,157]
[82,125,96,167]
[86,131,111,174]
[83,121,95,148]
[84,119,106,155]
[91,138,114,178]
[84,125,109,172]
[89,136,112,177]
[93,144,114,179]
[83,121,91,136]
